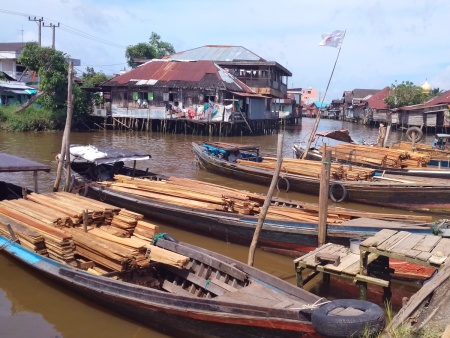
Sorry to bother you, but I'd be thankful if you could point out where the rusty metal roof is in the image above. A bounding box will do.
[0,153,50,173]
[103,60,255,93]
[366,87,391,110]
[163,45,265,62]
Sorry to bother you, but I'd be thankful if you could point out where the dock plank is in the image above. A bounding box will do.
[377,231,411,251]
[386,232,412,252]
[390,234,424,255]
[343,253,379,275]
[326,253,360,274]
[413,235,441,252]
[300,245,344,268]
[293,243,333,264]
[415,251,432,262]
[360,229,398,248]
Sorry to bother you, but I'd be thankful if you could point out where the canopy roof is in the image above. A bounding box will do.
[203,142,260,152]
[0,153,50,173]
[69,145,151,165]
[314,130,357,144]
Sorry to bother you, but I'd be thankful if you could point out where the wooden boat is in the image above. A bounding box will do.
[293,130,450,179]
[0,153,387,338]
[193,141,450,214]
[59,145,440,257]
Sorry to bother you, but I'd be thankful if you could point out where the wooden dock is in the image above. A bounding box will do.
[294,229,450,300]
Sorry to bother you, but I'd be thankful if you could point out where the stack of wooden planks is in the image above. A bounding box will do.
[322,144,430,168]
[392,141,449,161]
[0,192,189,273]
[237,157,375,181]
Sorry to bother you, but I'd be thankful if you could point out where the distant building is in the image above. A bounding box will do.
[0,71,37,105]
[288,87,319,105]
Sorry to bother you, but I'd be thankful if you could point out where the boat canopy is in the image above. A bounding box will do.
[69,145,151,164]
[0,153,51,173]
[314,130,358,144]
[203,142,260,152]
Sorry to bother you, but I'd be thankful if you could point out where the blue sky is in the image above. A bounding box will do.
[1,0,449,100]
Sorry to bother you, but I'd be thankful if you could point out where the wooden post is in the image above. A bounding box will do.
[53,61,74,192]
[83,209,88,232]
[318,147,331,247]
[247,133,284,266]
[33,170,38,193]
[359,250,369,300]
[383,123,391,148]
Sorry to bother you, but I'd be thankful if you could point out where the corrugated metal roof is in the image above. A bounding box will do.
[163,45,265,62]
[102,60,255,93]
[0,42,25,52]
[366,87,391,110]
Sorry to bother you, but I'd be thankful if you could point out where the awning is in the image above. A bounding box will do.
[0,153,51,173]
[230,91,267,98]
[315,130,358,144]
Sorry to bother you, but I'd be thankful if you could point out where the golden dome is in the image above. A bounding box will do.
[421,80,432,93]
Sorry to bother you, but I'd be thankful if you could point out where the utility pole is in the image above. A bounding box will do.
[43,22,60,49]
[28,17,43,46]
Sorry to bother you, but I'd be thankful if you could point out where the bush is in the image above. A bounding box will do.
[0,105,65,131]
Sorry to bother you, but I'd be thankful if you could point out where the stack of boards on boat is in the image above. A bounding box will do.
[0,192,189,274]
[320,144,430,168]
[97,175,426,225]
[235,157,375,181]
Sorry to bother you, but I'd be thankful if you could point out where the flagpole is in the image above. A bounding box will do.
[301,30,346,159]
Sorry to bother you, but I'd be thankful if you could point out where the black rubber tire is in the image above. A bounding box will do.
[276,177,290,193]
[329,183,348,203]
[311,299,386,338]
[406,126,424,142]
[62,174,75,193]
[76,180,89,197]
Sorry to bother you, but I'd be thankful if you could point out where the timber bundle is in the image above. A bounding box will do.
[321,144,431,168]
[0,192,189,274]
[97,175,430,224]
[392,141,450,160]
[237,157,375,181]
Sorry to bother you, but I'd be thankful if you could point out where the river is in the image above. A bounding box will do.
[0,118,431,337]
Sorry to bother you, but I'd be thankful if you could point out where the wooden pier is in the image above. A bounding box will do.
[294,229,450,301]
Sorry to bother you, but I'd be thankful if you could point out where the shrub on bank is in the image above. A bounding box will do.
[0,105,65,131]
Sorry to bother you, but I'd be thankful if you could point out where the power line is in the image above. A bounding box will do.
[0,8,127,49]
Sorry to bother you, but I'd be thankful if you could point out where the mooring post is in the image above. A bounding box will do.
[318,147,331,247]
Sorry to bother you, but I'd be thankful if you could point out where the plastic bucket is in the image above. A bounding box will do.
[350,238,363,254]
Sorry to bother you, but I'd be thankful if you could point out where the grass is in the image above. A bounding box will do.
[0,104,64,131]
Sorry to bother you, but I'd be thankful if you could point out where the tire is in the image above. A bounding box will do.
[276,177,290,193]
[329,183,348,203]
[311,299,386,338]
[76,180,89,197]
[406,126,423,142]
[61,174,75,193]
[163,233,179,243]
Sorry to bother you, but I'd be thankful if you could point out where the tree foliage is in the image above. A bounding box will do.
[18,42,69,111]
[384,81,429,108]
[125,32,175,68]
[77,67,110,116]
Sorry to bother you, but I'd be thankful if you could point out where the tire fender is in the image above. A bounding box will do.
[276,177,290,193]
[311,299,386,338]
[329,183,347,203]
[406,126,423,142]
[77,180,89,197]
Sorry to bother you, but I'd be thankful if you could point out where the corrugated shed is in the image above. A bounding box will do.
[102,60,254,93]
[163,45,264,62]
[366,87,391,109]
[352,89,381,99]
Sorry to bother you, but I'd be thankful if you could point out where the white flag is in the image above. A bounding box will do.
[319,30,345,48]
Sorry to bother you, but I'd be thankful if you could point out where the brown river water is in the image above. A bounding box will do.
[0,119,437,337]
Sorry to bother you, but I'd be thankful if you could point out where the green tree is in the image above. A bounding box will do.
[384,81,429,108]
[77,67,110,117]
[125,32,175,68]
[431,88,445,97]
[16,42,69,113]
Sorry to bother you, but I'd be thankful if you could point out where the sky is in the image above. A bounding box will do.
[1,0,449,101]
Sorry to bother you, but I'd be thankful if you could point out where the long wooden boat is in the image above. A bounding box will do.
[59,145,440,257]
[0,153,387,338]
[193,142,450,215]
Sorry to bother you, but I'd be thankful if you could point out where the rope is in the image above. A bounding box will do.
[291,298,331,311]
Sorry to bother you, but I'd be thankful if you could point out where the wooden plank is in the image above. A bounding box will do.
[354,274,389,287]
[326,253,360,274]
[413,235,441,252]
[300,245,345,268]
[405,249,421,259]
[415,251,433,262]
[385,232,412,252]
[360,229,398,248]
[343,253,379,275]
[430,238,450,257]
[161,280,197,297]
[293,243,333,263]
[377,231,411,251]
[390,234,424,255]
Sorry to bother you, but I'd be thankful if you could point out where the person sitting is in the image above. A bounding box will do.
[228,150,242,162]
